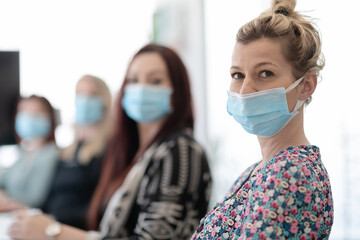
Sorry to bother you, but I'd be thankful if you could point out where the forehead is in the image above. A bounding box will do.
[232,38,290,68]
[18,98,47,113]
[76,78,99,95]
[128,52,168,75]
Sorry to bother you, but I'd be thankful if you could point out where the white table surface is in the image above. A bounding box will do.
[0,213,12,240]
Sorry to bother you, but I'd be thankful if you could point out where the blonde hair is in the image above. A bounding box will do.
[62,75,112,164]
[237,0,324,81]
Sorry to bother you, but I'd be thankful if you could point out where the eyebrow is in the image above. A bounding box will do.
[147,70,167,76]
[254,62,278,69]
[230,65,241,71]
[127,69,167,77]
[230,62,279,71]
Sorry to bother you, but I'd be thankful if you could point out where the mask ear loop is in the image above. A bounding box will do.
[285,77,304,93]
[285,76,306,112]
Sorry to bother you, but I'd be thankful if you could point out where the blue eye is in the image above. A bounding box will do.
[231,72,244,80]
[259,71,273,78]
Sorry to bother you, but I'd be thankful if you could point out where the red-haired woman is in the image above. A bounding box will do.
[0,95,59,211]
[8,43,212,240]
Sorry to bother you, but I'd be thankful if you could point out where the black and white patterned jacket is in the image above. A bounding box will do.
[87,128,212,240]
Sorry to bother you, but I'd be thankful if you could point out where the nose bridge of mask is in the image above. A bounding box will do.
[77,95,103,110]
[227,89,289,116]
[126,84,173,104]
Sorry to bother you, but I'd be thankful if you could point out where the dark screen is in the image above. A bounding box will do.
[0,51,20,145]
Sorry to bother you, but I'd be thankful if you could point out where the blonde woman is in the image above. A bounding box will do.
[192,0,333,239]
[42,75,112,229]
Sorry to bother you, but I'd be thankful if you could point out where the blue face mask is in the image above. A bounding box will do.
[227,77,305,138]
[15,112,51,140]
[75,95,104,125]
[122,84,173,123]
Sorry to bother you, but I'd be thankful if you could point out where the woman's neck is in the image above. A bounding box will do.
[257,109,310,161]
[21,138,47,151]
[137,120,165,151]
[77,124,99,142]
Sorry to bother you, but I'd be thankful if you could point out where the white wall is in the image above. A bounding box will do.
[153,0,209,151]
[0,0,156,147]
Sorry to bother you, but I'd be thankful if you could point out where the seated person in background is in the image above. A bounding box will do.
[41,75,112,229]
[8,43,212,240]
[0,95,59,211]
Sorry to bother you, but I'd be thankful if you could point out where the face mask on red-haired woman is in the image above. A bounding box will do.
[122,84,173,123]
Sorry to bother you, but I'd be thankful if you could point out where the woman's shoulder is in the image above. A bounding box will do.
[258,145,333,236]
[267,145,323,173]
[226,163,257,196]
[147,128,208,168]
[162,128,195,141]
[159,128,205,153]
[263,145,331,189]
[42,142,60,153]
[34,142,60,162]
[24,143,57,162]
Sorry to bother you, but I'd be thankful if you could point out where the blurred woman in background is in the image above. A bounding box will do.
[8,43,212,240]
[0,95,59,211]
[42,75,112,229]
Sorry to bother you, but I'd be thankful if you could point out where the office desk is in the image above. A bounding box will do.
[0,213,12,240]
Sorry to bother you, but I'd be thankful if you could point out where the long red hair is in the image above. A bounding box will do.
[87,43,194,229]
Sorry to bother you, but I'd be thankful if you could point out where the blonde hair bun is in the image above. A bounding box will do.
[271,0,296,16]
[236,0,324,104]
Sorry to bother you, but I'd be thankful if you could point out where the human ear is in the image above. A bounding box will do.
[299,71,317,100]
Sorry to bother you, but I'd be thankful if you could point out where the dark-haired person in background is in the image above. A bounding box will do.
[8,43,212,240]
[0,95,59,211]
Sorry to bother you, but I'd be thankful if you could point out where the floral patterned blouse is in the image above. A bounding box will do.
[191,145,333,239]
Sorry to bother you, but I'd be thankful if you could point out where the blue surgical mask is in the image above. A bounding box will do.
[75,95,104,125]
[122,84,173,123]
[227,77,305,137]
[15,112,51,139]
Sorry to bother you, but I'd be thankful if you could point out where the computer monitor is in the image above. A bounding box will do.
[0,51,20,145]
